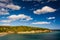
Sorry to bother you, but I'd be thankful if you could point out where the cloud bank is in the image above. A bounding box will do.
[32,21,51,24]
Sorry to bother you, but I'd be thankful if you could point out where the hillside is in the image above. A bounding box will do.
[0,26,52,34]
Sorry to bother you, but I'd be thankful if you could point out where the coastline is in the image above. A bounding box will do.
[0,32,8,37]
[17,30,52,34]
[0,26,52,36]
[0,30,52,37]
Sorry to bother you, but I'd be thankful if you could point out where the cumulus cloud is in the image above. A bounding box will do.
[33,6,56,14]
[32,21,51,24]
[47,17,55,20]
[0,14,33,24]
[0,0,21,10]
[0,0,11,7]
[0,8,9,15]
[6,4,21,10]
[0,0,21,15]
[8,14,33,21]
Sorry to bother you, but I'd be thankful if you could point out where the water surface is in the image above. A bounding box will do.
[0,31,60,40]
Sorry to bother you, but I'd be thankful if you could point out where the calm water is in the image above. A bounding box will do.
[0,31,60,40]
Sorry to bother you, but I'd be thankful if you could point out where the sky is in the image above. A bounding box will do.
[0,0,60,29]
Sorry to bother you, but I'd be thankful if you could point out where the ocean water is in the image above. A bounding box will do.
[0,31,60,40]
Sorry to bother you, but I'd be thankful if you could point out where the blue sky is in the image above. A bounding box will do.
[0,0,60,29]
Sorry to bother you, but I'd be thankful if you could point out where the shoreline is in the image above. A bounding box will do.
[0,30,52,37]
[0,32,8,37]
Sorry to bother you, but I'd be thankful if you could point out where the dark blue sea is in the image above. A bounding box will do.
[0,31,60,40]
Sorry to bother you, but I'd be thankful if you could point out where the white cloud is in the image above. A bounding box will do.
[0,24,10,26]
[33,6,56,14]
[8,14,33,21]
[6,4,21,10]
[0,0,21,10]
[32,21,51,24]
[0,20,12,23]
[0,0,12,7]
[0,8,9,15]
[0,0,9,2]
[47,17,55,20]
[0,2,21,15]
[0,3,6,7]
[0,14,33,24]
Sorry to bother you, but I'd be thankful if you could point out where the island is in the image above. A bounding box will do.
[0,26,52,36]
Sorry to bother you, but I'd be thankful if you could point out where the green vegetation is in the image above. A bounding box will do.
[0,26,51,33]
